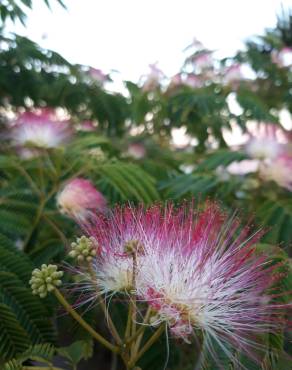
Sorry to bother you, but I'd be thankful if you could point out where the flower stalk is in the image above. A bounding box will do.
[53,288,119,354]
[127,325,165,368]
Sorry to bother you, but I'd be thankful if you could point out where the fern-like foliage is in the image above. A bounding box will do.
[0,234,34,282]
[98,162,160,204]
[0,303,31,361]
[256,199,292,247]
[0,235,56,361]
[3,343,56,370]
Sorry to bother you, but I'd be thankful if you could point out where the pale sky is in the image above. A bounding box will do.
[7,0,292,82]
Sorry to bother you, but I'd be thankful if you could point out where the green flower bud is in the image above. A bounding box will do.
[69,236,98,264]
[88,147,106,162]
[29,264,63,298]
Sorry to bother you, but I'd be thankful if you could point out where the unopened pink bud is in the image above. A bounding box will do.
[57,178,107,220]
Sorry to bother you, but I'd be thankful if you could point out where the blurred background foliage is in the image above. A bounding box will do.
[0,0,292,369]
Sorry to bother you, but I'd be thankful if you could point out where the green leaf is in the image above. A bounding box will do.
[3,343,57,370]
[16,343,55,365]
[0,303,30,360]
[0,233,34,282]
[256,199,292,246]
[99,162,160,203]
[195,150,247,171]
[0,271,56,345]
[29,239,64,265]
[159,174,218,199]
[57,340,94,366]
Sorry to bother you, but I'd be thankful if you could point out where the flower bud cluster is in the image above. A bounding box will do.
[69,236,97,263]
[29,264,63,298]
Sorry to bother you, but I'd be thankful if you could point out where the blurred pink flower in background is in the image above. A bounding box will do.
[245,123,286,160]
[192,51,213,71]
[184,37,204,51]
[224,63,243,86]
[271,47,292,68]
[127,142,146,159]
[141,63,164,92]
[78,120,97,132]
[88,67,109,84]
[184,74,202,88]
[169,73,183,87]
[57,178,107,220]
[260,154,292,191]
[227,159,259,175]
[11,109,72,151]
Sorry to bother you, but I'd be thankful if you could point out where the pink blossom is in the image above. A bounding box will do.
[169,73,183,88]
[141,64,164,92]
[260,154,292,191]
[88,67,108,84]
[80,202,289,362]
[11,109,71,150]
[57,178,107,220]
[185,38,204,51]
[79,120,96,132]
[224,63,243,86]
[127,143,146,159]
[245,123,285,160]
[184,74,202,88]
[192,51,213,71]
[272,47,292,68]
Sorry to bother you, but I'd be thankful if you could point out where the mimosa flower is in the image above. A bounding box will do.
[142,64,164,92]
[192,51,213,71]
[224,64,243,86]
[78,120,97,132]
[245,123,284,160]
[57,178,107,220]
[184,74,202,89]
[79,202,288,364]
[260,154,292,191]
[127,143,146,159]
[272,47,292,67]
[88,67,109,84]
[169,73,183,87]
[11,109,71,150]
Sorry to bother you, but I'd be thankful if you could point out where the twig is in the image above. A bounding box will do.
[54,288,119,354]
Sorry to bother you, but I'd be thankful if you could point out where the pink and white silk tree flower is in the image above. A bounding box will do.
[272,47,292,68]
[57,178,107,220]
[11,109,71,150]
[88,67,109,85]
[260,154,292,191]
[141,64,164,92]
[245,123,285,160]
[168,73,183,90]
[191,51,213,71]
[127,142,146,159]
[224,63,243,87]
[79,202,289,364]
[78,120,97,132]
[184,74,203,89]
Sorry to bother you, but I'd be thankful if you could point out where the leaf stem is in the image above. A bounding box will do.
[130,252,138,357]
[128,325,165,368]
[53,288,119,354]
[125,296,133,340]
[15,164,42,197]
[130,306,152,357]
[23,196,46,251]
